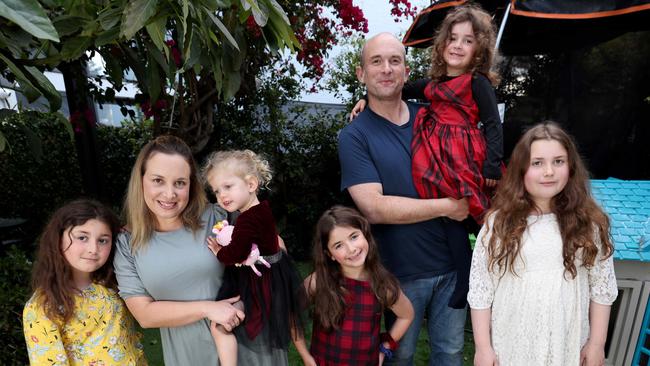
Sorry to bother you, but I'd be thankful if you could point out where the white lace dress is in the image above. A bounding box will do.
[468,213,618,366]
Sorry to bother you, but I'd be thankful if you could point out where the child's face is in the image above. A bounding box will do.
[61,219,113,288]
[443,20,477,76]
[207,166,258,213]
[327,225,369,276]
[524,139,570,213]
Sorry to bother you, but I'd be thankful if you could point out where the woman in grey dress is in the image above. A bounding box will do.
[113,135,244,365]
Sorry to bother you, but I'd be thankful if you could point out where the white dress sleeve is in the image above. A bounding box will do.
[468,217,498,309]
[588,230,618,305]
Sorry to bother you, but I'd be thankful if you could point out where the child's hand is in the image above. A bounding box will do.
[474,345,498,366]
[300,354,317,366]
[580,340,605,366]
[485,178,499,188]
[349,99,367,121]
[206,236,223,256]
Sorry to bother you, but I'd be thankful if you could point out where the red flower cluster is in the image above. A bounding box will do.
[389,0,418,21]
[141,99,169,121]
[165,39,182,68]
[336,0,368,35]
[246,15,263,38]
[69,108,96,134]
[295,6,338,79]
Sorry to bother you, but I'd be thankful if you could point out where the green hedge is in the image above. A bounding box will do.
[96,120,153,209]
[0,110,82,236]
[0,246,33,366]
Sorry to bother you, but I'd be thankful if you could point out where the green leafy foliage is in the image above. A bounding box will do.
[0,0,59,41]
[96,119,154,209]
[0,111,82,234]
[0,246,33,366]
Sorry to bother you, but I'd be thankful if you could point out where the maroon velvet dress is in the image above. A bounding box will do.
[216,200,305,352]
[411,73,494,222]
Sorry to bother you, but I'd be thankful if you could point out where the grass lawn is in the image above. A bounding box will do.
[140,261,476,365]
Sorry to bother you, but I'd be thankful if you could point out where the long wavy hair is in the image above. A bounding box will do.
[485,122,613,278]
[429,3,500,85]
[123,135,207,252]
[309,206,400,331]
[30,199,121,325]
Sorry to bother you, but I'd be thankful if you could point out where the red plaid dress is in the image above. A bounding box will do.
[310,277,381,366]
[412,73,491,222]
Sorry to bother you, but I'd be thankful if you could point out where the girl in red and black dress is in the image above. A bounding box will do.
[294,206,413,366]
[351,4,503,309]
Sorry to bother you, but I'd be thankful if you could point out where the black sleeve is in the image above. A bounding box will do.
[402,78,429,101]
[472,74,503,180]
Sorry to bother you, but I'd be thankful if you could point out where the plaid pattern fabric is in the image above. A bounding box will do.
[411,73,491,222]
[310,277,381,366]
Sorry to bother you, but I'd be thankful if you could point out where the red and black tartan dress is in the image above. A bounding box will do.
[412,73,491,222]
[310,277,382,366]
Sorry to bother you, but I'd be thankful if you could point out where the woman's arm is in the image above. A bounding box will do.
[124,295,244,330]
[472,75,503,181]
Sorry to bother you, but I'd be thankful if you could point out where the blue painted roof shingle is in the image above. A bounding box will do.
[591,179,650,262]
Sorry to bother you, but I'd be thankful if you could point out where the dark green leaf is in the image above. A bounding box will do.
[60,36,92,61]
[0,131,6,153]
[98,5,122,30]
[120,0,159,39]
[102,52,124,89]
[0,0,60,42]
[18,122,43,162]
[145,55,161,101]
[145,15,167,51]
[223,70,240,100]
[205,11,239,51]
[0,53,41,102]
[25,66,61,111]
[52,15,85,37]
[95,27,120,47]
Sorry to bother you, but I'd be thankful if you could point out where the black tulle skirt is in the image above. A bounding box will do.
[216,250,307,352]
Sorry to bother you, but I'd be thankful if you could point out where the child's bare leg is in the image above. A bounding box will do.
[210,322,237,366]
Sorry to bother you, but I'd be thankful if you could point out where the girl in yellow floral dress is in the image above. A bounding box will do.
[23,199,146,366]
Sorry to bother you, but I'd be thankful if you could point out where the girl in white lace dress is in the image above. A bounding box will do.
[468,122,617,366]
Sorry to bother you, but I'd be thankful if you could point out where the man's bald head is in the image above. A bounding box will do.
[359,32,407,68]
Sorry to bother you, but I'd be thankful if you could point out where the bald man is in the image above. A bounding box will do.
[338,33,469,366]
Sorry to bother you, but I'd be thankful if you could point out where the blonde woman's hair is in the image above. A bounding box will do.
[123,135,207,252]
[202,149,273,191]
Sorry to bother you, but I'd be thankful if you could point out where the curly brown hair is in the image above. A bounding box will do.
[485,122,613,278]
[309,206,400,331]
[429,3,500,85]
[30,199,121,325]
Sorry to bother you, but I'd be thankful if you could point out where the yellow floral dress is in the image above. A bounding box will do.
[23,283,146,366]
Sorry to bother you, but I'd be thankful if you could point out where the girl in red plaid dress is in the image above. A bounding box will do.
[294,206,414,366]
[351,4,503,309]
